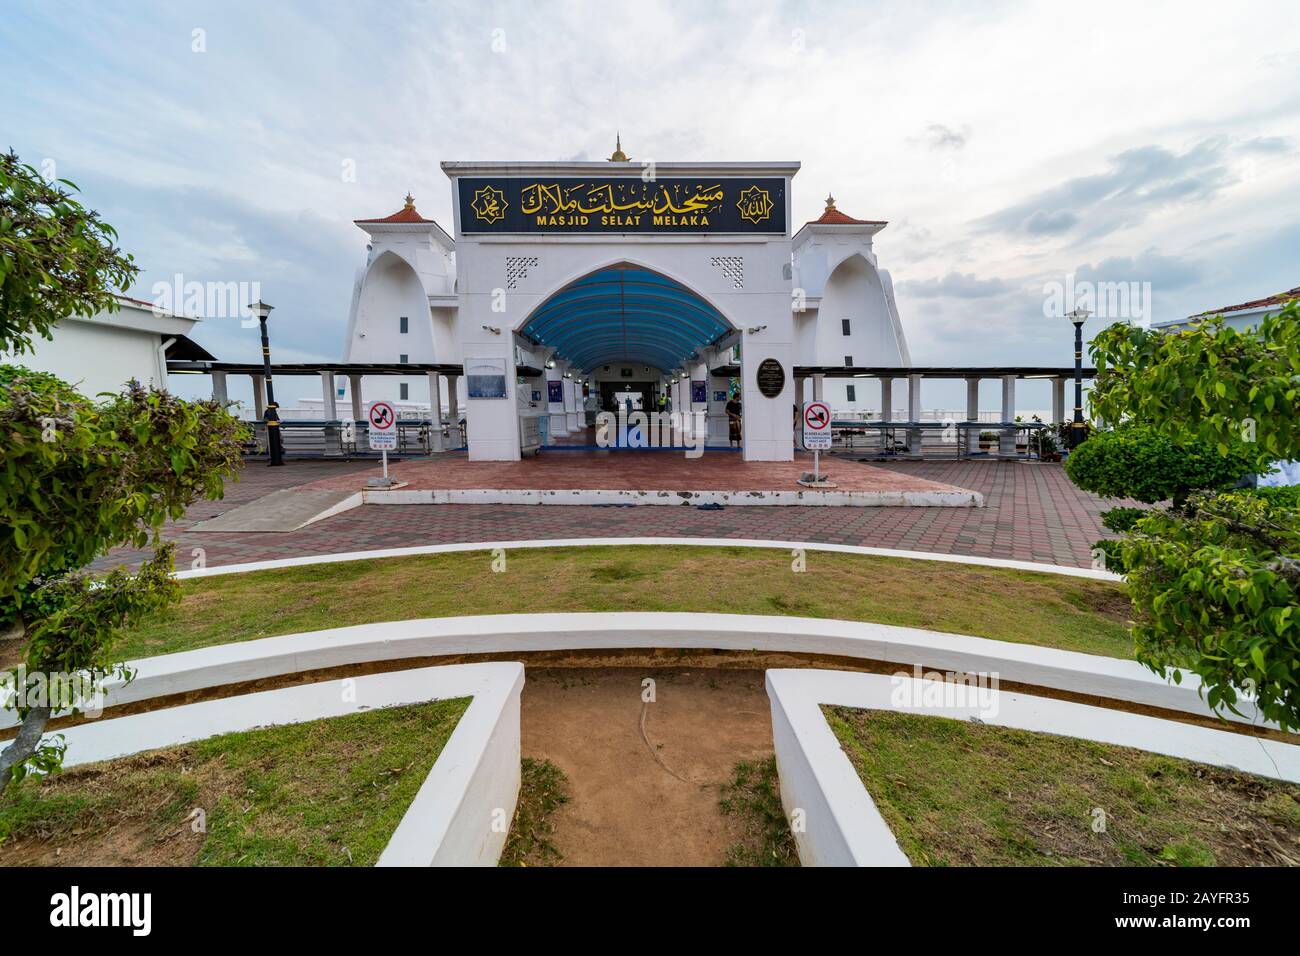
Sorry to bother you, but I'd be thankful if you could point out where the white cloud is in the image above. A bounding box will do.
[2,0,1298,392]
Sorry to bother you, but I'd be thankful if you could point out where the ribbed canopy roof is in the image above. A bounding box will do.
[520,265,733,372]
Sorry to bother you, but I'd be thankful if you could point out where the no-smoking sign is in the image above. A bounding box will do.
[368,401,397,451]
[802,401,832,450]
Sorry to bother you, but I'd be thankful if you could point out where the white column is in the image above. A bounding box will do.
[793,375,806,447]
[1000,374,1017,456]
[251,374,266,419]
[211,370,228,404]
[316,370,337,456]
[965,377,980,455]
[877,377,893,456]
[689,360,709,445]
[320,371,337,420]
[547,365,568,437]
[907,373,922,455]
[446,374,462,448]
[812,373,824,401]
[708,362,731,446]
[428,372,444,452]
[348,374,363,421]
[565,375,580,433]
[668,378,680,444]
[1052,376,1066,425]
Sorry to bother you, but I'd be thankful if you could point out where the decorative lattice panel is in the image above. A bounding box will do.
[505,256,540,290]
[710,255,744,289]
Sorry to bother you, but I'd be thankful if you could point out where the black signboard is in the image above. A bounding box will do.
[458,177,787,235]
[756,358,786,398]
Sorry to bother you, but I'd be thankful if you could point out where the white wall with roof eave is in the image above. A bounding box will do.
[3,299,201,396]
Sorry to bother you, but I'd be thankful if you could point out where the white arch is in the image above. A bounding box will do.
[819,250,911,368]
[345,249,442,365]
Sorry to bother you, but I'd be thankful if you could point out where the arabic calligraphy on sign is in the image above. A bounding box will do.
[518,182,729,228]
[459,177,786,234]
[471,186,507,224]
[736,185,774,225]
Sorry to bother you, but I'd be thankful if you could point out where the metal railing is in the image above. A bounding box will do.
[242,419,465,459]
[825,420,1052,460]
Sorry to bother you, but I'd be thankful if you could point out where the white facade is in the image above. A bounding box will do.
[341,198,463,414]
[339,158,912,460]
[4,297,203,397]
[791,201,911,415]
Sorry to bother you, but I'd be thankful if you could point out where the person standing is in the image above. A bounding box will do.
[725,394,742,447]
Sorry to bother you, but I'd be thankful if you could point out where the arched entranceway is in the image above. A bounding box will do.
[517,264,741,450]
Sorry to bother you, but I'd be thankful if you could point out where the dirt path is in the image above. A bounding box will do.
[520,667,772,866]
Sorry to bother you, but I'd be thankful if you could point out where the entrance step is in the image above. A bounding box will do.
[300,451,985,507]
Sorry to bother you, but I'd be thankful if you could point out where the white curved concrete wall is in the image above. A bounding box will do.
[9,612,1267,732]
[766,668,1300,867]
[43,662,524,867]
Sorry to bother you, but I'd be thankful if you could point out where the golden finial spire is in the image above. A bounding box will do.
[824,193,837,212]
[403,193,416,210]
[608,133,629,162]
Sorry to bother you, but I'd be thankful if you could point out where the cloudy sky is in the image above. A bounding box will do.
[3,0,1298,407]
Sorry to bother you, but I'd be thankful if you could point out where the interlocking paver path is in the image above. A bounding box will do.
[95,455,1121,571]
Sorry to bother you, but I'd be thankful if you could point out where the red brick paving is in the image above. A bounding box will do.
[302,451,969,495]
[95,457,1123,572]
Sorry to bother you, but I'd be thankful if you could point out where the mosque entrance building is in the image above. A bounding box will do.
[340,140,912,462]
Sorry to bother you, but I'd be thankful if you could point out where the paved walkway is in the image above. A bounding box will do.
[95,457,1119,571]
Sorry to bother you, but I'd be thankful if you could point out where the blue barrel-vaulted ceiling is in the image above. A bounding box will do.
[519,265,733,372]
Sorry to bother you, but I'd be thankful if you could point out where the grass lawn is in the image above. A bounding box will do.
[0,699,468,866]
[499,757,570,866]
[718,755,800,866]
[825,707,1300,866]
[105,546,1132,661]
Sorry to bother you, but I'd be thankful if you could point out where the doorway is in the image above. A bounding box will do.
[598,380,657,415]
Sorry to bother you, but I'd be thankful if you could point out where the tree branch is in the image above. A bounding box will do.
[0,705,51,795]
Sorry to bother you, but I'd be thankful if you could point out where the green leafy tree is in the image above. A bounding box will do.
[0,153,246,790]
[1120,491,1298,728]
[1090,303,1300,468]
[0,150,137,355]
[1084,301,1300,729]
[1065,424,1251,507]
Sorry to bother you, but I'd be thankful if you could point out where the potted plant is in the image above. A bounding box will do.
[978,429,998,453]
[1014,415,1029,454]
[1036,426,1061,461]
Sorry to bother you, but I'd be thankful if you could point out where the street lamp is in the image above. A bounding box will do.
[251,300,284,466]
[1065,307,1090,450]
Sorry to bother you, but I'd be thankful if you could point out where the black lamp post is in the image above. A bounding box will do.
[251,300,284,466]
[1066,307,1090,450]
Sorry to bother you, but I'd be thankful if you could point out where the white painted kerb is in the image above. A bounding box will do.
[362,487,983,508]
[174,537,1120,583]
[766,669,1300,867]
[4,612,1266,732]
[45,663,524,867]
